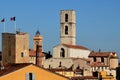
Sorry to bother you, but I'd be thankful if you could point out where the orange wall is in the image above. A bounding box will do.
[0,65,68,80]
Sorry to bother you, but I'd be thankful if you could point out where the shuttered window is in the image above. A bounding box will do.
[26,73,35,80]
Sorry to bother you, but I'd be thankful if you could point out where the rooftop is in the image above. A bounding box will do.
[62,44,89,50]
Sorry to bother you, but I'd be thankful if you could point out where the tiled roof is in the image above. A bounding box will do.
[62,44,89,50]
[89,62,108,67]
[71,76,98,79]
[0,63,69,79]
[89,52,111,57]
[88,52,118,58]
[48,68,73,72]
[29,49,36,56]
[0,63,31,77]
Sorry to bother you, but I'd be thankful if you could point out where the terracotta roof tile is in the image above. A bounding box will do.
[89,52,110,57]
[89,52,118,58]
[48,68,73,72]
[29,49,46,57]
[29,49,36,56]
[62,44,89,50]
[71,76,98,79]
[0,63,31,76]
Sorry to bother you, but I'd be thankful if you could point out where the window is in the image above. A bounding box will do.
[65,14,68,22]
[59,61,62,67]
[49,65,51,69]
[26,73,35,80]
[93,57,96,62]
[65,26,68,35]
[60,48,65,58]
[101,57,104,63]
[21,52,24,57]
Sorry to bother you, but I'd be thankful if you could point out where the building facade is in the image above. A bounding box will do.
[60,10,76,45]
[0,64,68,80]
[53,10,90,59]
[88,51,118,79]
[2,32,29,64]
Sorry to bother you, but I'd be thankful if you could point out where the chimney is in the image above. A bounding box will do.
[35,45,43,67]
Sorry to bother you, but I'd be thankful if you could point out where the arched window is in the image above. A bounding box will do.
[65,14,68,22]
[59,61,62,67]
[65,26,68,35]
[60,48,65,58]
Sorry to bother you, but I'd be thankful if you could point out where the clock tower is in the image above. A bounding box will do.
[33,30,43,51]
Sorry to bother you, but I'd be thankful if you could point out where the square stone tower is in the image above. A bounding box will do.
[2,32,29,64]
[60,10,76,45]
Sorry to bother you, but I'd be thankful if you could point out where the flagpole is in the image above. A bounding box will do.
[14,21,16,33]
[3,21,5,32]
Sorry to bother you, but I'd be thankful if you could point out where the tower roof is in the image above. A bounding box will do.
[35,30,40,36]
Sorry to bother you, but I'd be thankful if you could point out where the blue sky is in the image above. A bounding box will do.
[0,0,120,56]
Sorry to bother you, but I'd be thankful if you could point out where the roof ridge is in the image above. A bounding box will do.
[62,44,89,50]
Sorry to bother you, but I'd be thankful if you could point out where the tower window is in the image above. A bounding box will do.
[60,48,65,58]
[21,52,24,57]
[65,14,68,22]
[65,26,68,35]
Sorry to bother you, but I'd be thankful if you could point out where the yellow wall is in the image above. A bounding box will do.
[100,71,115,80]
[100,71,107,77]
[0,64,68,80]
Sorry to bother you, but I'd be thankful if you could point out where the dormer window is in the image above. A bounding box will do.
[65,14,68,22]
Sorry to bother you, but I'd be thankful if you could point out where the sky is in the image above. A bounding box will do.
[0,0,120,57]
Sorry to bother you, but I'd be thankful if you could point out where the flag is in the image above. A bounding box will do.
[1,18,5,22]
[10,17,16,21]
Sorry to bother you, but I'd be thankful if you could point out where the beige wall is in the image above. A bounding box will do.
[43,58,73,69]
[73,59,92,76]
[60,10,76,23]
[29,56,36,64]
[60,10,76,45]
[53,45,69,58]
[89,57,109,66]
[2,32,29,64]
[110,58,118,69]
[53,44,90,58]
[69,49,90,58]
[15,33,29,63]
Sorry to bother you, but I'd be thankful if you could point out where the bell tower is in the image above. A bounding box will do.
[33,30,43,51]
[60,10,76,45]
